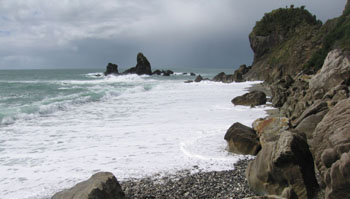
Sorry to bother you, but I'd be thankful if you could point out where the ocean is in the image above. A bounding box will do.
[0,68,268,199]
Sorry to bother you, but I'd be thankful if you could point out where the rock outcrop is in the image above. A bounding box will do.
[246,131,319,199]
[123,53,152,75]
[212,72,235,83]
[52,172,125,199]
[312,98,350,199]
[232,91,267,106]
[244,6,322,82]
[104,63,119,76]
[224,122,261,155]
[309,49,350,92]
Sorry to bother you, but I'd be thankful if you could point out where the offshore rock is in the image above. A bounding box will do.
[312,98,350,199]
[232,91,267,106]
[247,131,318,199]
[104,63,119,76]
[224,122,261,155]
[52,172,125,199]
[123,53,152,75]
[194,75,203,82]
[212,72,235,83]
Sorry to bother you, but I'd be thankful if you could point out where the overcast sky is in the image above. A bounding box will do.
[0,0,347,70]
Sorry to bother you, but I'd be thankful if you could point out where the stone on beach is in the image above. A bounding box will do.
[52,172,125,199]
[224,122,261,155]
[232,91,267,106]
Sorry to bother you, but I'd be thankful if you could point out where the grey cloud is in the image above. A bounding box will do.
[0,0,346,70]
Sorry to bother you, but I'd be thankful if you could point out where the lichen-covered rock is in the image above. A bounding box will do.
[309,49,350,92]
[252,117,289,146]
[224,122,261,155]
[232,91,267,106]
[312,98,350,199]
[104,63,119,76]
[52,172,125,199]
[246,131,319,199]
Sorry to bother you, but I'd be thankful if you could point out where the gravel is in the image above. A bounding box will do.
[120,158,255,199]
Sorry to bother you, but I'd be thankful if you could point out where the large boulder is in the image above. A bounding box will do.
[312,98,350,199]
[309,49,350,92]
[224,122,261,155]
[52,172,125,199]
[232,91,267,106]
[104,63,119,76]
[123,52,152,75]
[246,131,319,199]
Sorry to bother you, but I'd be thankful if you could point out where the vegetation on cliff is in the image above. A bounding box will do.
[252,5,321,37]
[305,4,350,71]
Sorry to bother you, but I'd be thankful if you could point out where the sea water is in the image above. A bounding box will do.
[0,68,269,199]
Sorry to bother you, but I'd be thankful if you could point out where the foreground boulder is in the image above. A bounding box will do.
[232,91,267,106]
[52,172,125,199]
[123,53,152,75]
[252,117,290,146]
[247,131,319,199]
[104,63,119,76]
[224,122,261,155]
[312,98,350,199]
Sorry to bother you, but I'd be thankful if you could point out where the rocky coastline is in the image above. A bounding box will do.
[51,1,350,199]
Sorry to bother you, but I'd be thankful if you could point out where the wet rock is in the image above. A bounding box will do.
[152,69,162,75]
[224,122,261,155]
[123,52,152,75]
[162,70,174,76]
[104,63,119,76]
[232,91,267,106]
[52,172,125,199]
[312,98,350,199]
[212,72,235,83]
[184,80,193,83]
[194,75,203,82]
[247,131,319,199]
[190,72,196,76]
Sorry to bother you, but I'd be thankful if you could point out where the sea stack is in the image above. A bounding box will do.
[123,52,152,75]
[104,63,119,76]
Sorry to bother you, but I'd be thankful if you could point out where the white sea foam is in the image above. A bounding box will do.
[0,79,270,199]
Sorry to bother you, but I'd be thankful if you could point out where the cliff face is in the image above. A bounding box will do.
[245,6,322,82]
[246,2,350,83]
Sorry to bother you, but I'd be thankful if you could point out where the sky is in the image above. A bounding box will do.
[0,0,347,70]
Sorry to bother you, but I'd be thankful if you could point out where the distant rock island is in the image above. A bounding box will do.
[104,52,178,77]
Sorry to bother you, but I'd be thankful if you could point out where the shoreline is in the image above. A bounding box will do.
[120,158,255,199]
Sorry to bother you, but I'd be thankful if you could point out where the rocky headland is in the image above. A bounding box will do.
[52,2,350,199]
